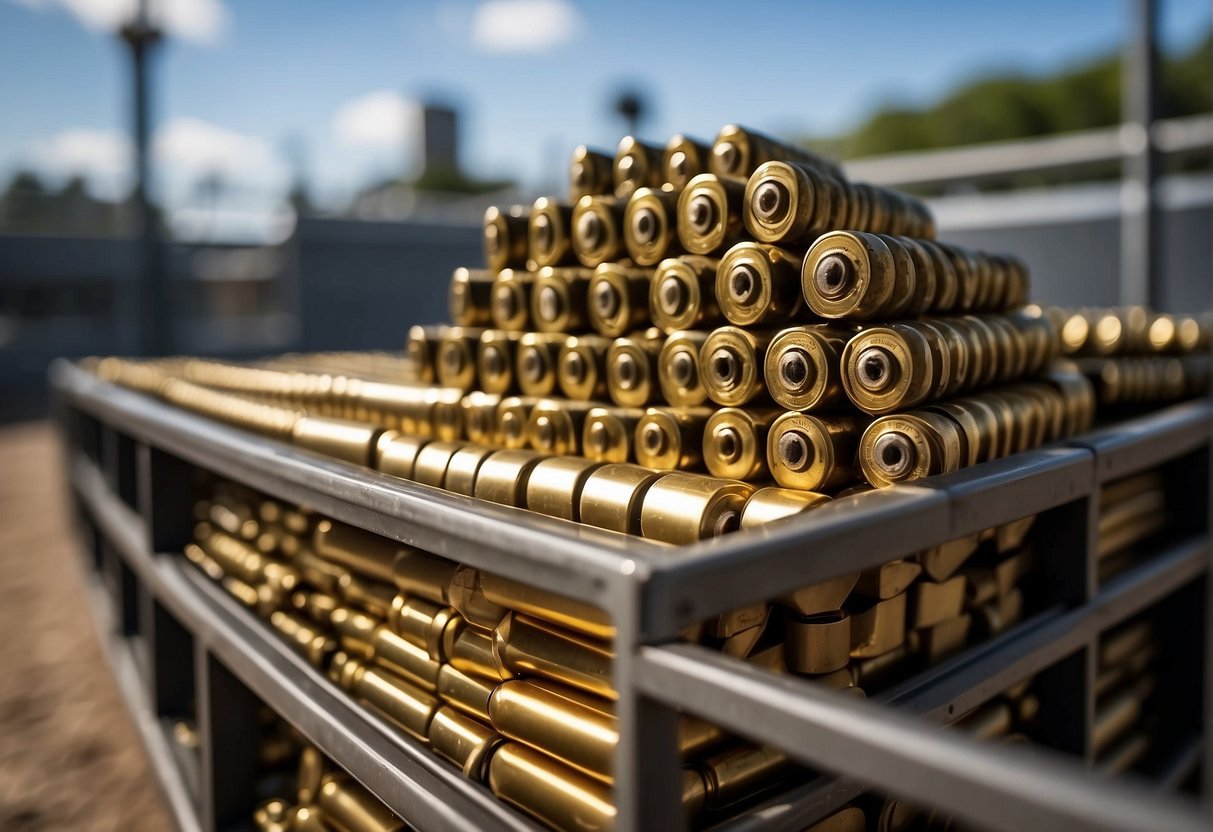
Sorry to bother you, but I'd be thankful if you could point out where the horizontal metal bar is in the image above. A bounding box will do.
[1067,400,1212,483]
[635,643,1208,832]
[72,451,540,832]
[843,114,1211,188]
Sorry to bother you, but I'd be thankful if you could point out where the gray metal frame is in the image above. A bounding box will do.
[50,358,1213,831]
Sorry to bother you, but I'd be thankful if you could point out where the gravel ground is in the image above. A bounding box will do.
[0,421,170,831]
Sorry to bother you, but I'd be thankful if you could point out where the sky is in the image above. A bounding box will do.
[0,0,1209,226]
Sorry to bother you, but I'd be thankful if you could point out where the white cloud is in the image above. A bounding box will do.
[333,90,420,148]
[470,0,582,54]
[9,0,228,45]
[29,126,132,199]
[154,117,281,183]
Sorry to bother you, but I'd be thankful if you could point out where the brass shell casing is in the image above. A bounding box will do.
[515,332,566,398]
[437,664,497,722]
[525,456,605,522]
[848,592,908,659]
[578,464,668,535]
[473,449,545,507]
[613,135,665,198]
[606,330,664,407]
[786,609,852,675]
[388,594,447,654]
[480,572,613,639]
[704,407,781,481]
[497,396,540,449]
[494,612,615,700]
[292,417,384,467]
[841,322,945,415]
[662,134,711,190]
[448,565,510,631]
[447,625,507,681]
[635,406,713,470]
[700,326,775,407]
[442,445,497,496]
[338,573,394,618]
[588,263,652,338]
[802,231,898,320]
[313,520,397,583]
[528,197,576,268]
[658,330,710,406]
[461,392,503,447]
[271,610,336,666]
[572,194,627,267]
[490,679,616,783]
[558,334,613,401]
[858,411,964,487]
[855,559,922,599]
[318,773,407,832]
[582,406,644,463]
[696,743,792,811]
[767,411,864,492]
[909,576,967,630]
[374,432,429,481]
[372,624,443,692]
[717,241,806,327]
[710,123,843,181]
[569,145,613,202]
[639,472,755,544]
[765,325,852,412]
[743,160,842,246]
[625,186,683,266]
[650,255,723,333]
[483,205,529,272]
[477,330,522,396]
[531,267,592,334]
[449,267,494,328]
[411,440,466,488]
[739,487,832,529]
[678,173,746,255]
[393,548,457,605]
[490,269,535,331]
[488,742,614,832]
[527,399,599,456]
[428,706,502,782]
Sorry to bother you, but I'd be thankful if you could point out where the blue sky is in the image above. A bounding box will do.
[1,0,1208,219]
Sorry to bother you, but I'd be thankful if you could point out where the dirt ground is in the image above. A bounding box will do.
[0,421,170,831]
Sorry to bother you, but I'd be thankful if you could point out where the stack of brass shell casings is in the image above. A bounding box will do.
[1094,618,1161,776]
[1048,307,1212,409]
[255,744,406,832]
[1097,470,1170,583]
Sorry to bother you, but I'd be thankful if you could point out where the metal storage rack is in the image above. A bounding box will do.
[52,358,1212,832]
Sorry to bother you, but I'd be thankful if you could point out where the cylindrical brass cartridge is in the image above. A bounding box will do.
[578,464,667,535]
[559,334,613,401]
[442,445,496,496]
[909,576,967,630]
[294,590,340,627]
[428,706,501,782]
[473,449,545,507]
[710,123,843,181]
[848,592,908,658]
[625,186,682,266]
[786,610,851,674]
[292,417,383,467]
[488,743,614,832]
[606,330,664,407]
[717,241,806,327]
[569,145,613,202]
[802,231,901,321]
[198,530,263,585]
[437,664,497,722]
[614,135,665,197]
[650,255,723,333]
[253,798,290,832]
[765,325,851,412]
[478,330,522,396]
[679,173,746,255]
[494,613,614,700]
[314,520,397,583]
[525,456,605,522]
[635,406,712,470]
[393,548,457,606]
[701,326,775,406]
[528,197,576,268]
[696,744,792,811]
[841,322,947,415]
[411,440,466,488]
[497,396,540,449]
[515,332,565,397]
[490,680,616,783]
[532,267,593,333]
[582,406,644,463]
[704,407,780,480]
[480,573,612,640]
[461,393,503,447]
[767,412,864,492]
[527,399,598,456]
[388,594,447,654]
[572,194,627,267]
[405,324,443,384]
[447,624,507,681]
[658,331,710,406]
[483,205,529,272]
[639,472,754,544]
[588,263,651,338]
[318,773,406,832]
[222,576,259,609]
[331,606,377,659]
[490,269,534,332]
[449,565,510,630]
[435,327,483,393]
[184,541,225,581]
[663,134,711,190]
[297,746,325,805]
[373,625,442,692]
[449,267,494,328]
[296,550,347,594]
[858,411,964,487]
[743,160,842,245]
[740,487,832,529]
[338,573,394,618]
[271,610,336,666]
